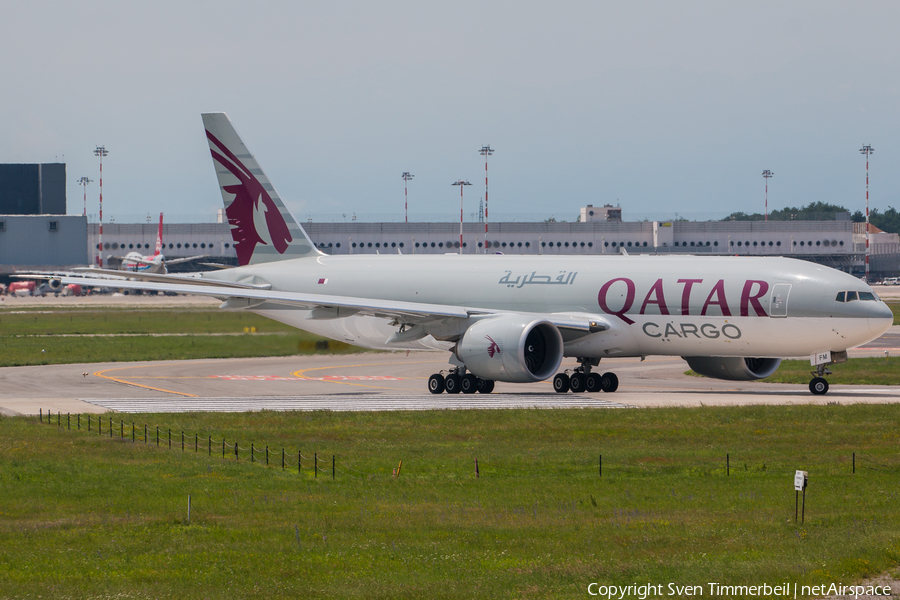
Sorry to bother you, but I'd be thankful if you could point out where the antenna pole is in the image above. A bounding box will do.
[860,145,874,282]
[452,180,472,255]
[762,170,773,222]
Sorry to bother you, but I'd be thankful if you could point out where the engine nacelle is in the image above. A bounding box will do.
[683,356,782,381]
[48,278,63,291]
[457,315,564,383]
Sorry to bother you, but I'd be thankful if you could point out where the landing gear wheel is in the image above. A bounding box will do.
[461,374,479,394]
[809,377,829,395]
[444,373,461,394]
[477,379,495,394]
[428,373,445,394]
[600,372,619,393]
[585,373,601,393]
[553,373,570,393]
[569,373,587,393]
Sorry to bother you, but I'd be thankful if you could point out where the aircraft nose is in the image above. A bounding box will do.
[868,301,894,337]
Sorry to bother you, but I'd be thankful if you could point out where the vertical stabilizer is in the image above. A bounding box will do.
[153,212,163,257]
[202,112,321,265]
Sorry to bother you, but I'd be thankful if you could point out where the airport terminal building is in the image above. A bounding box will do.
[84,208,899,277]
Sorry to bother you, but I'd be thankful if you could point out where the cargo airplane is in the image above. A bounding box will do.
[52,113,894,396]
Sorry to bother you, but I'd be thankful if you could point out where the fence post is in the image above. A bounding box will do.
[235,441,239,461]
[314,453,317,478]
[120,420,123,439]
[109,417,112,437]
[222,440,225,459]
[208,436,211,456]
[475,457,480,478]
[332,455,335,480]
[298,450,301,474]
[132,423,135,443]
[144,424,147,444]
[853,452,856,474]
[727,453,730,476]
[266,446,269,466]
[195,433,198,453]
[78,414,80,430]
[168,429,171,449]
[182,431,184,452]
[88,415,91,432]
[599,454,602,477]
[282,448,285,471]
[58,411,61,428]
[40,409,42,423]
[251,443,255,463]
[156,427,159,447]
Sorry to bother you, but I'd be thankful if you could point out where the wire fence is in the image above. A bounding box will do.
[36,409,900,479]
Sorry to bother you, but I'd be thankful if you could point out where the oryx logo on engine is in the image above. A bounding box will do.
[486,335,501,357]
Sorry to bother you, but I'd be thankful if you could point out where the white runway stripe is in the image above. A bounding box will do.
[82,394,633,413]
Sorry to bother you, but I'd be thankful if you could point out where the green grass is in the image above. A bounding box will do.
[2,405,900,598]
[688,357,900,385]
[0,308,364,366]
[763,357,900,385]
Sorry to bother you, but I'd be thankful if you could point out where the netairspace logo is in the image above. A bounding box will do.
[585,582,892,599]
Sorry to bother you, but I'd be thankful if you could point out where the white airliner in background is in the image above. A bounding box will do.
[54,113,894,396]
[114,213,206,274]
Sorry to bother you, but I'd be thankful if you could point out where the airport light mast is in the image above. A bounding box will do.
[860,144,874,282]
[77,176,93,217]
[402,172,414,223]
[480,145,493,253]
[762,170,773,221]
[94,146,108,267]
[452,180,472,255]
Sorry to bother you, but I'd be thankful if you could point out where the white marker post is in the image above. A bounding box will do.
[794,470,808,523]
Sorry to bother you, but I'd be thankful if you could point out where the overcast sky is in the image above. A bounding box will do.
[2,1,898,223]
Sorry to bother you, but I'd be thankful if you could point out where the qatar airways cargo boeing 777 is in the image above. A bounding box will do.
[57,113,893,396]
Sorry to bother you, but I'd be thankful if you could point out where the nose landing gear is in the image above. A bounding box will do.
[809,364,831,395]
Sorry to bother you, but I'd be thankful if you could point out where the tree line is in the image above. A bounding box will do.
[722,202,900,234]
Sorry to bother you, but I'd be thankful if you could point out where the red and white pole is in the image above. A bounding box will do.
[480,145,493,253]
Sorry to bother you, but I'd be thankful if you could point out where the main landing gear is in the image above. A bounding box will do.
[553,358,618,394]
[428,368,495,395]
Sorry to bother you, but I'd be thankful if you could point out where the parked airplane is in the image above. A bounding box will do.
[53,113,894,395]
[115,213,206,274]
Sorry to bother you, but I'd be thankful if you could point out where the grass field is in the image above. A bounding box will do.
[2,405,900,598]
[0,308,363,367]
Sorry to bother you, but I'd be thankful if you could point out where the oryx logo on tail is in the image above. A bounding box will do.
[206,130,293,265]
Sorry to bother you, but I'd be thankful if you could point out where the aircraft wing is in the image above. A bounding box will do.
[164,254,209,266]
[58,275,609,333]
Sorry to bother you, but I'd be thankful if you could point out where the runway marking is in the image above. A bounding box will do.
[82,394,634,413]
[209,375,403,381]
[93,364,199,398]
[292,360,444,390]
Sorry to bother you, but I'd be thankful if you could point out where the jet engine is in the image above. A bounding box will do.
[48,278,63,291]
[457,315,564,383]
[683,356,782,381]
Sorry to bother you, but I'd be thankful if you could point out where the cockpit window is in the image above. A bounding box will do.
[836,290,879,302]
